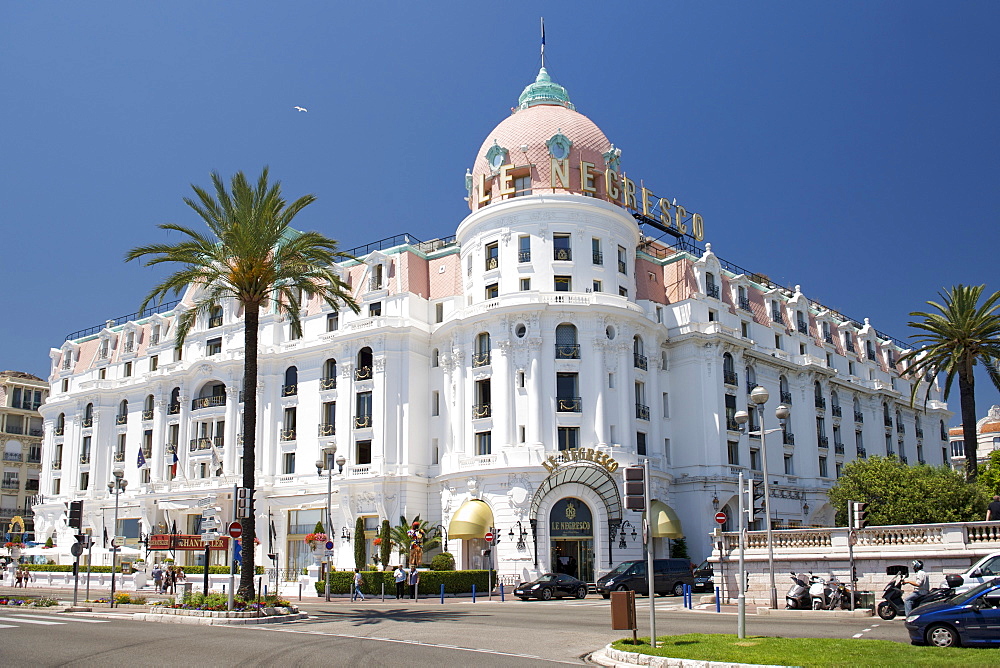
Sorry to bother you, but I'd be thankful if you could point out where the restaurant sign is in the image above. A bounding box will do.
[149,534,229,551]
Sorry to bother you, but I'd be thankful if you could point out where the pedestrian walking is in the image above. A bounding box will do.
[393,565,406,599]
[152,564,163,592]
[164,566,176,594]
[352,568,366,601]
[21,567,33,587]
[13,567,23,588]
[408,566,420,600]
[987,495,1000,521]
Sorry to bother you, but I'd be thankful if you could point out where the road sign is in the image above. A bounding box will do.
[228,521,243,539]
[715,512,727,525]
[70,542,84,557]
[484,531,495,543]
[325,540,334,550]
[324,550,334,558]
[197,497,215,507]
[112,536,125,547]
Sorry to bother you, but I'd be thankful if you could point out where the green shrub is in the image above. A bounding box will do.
[430,552,456,571]
[26,564,114,573]
[314,569,494,596]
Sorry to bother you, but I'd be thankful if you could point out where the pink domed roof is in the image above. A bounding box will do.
[468,70,617,210]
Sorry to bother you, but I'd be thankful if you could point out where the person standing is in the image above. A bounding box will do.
[986,495,1000,521]
[408,566,420,600]
[393,565,406,599]
[352,568,366,602]
[152,564,163,593]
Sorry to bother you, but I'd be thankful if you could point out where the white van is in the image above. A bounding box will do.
[949,551,1000,594]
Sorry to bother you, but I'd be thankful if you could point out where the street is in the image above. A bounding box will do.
[0,593,911,667]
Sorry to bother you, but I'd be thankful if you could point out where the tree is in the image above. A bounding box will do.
[389,515,442,565]
[379,519,391,567]
[898,285,1000,482]
[827,456,987,525]
[354,517,366,571]
[125,168,358,598]
[977,450,1000,498]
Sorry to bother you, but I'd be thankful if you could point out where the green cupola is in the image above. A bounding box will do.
[516,67,575,111]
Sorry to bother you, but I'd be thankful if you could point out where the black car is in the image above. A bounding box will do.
[514,573,588,600]
[692,560,714,593]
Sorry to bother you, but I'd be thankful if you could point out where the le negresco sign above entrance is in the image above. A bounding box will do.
[542,448,619,475]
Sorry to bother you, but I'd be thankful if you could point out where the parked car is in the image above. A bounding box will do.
[692,560,714,593]
[949,551,1000,595]
[595,558,694,598]
[514,573,588,601]
[904,578,1000,647]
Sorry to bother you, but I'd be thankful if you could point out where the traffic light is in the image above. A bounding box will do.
[747,479,765,523]
[236,487,251,519]
[851,501,869,529]
[623,466,646,512]
[68,500,84,530]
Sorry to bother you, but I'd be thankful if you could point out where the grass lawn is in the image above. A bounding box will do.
[611,633,1000,667]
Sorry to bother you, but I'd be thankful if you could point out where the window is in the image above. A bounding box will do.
[431,392,440,416]
[151,324,161,344]
[722,353,737,386]
[61,378,69,392]
[554,275,571,292]
[357,347,374,379]
[520,278,531,291]
[123,361,132,377]
[819,456,828,478]
[321,358,337,389]
[662,392,669,418]
[435,303,444,323]
[557,426,579,451]
[592,280,602,293]
[370,263,384,290]
[79,472,89,491]
[617,245,628,274]
[796,311,808,335]
[774,334,782,350]
[636,381,648,419]
[207,338,222,356]
[592,238,603,265]
[98,368,106,380]
[52,479,60,495]
[750,448,761,471]
[281,407,297,440]
[656,306,663,323]
[474,332,491,367]
[518,425,526,443]
[485,283,499,299]
[320,401,336,435]
[433,439,440,465]
[556,373,580,412]
[485,242,499,270]
[209,306,223,328]
[283,366,298,396]
[633,335,646,369]
[513,174,532,196]
[149,355,158,371]
[706,272,719,299]
[771,300,782,323]
[474,379,491,418]
[619,286,628,297]
[518,235,531,263]
[431,349,439,368]
[708,310,717,322]
[555,323,579,359]
[784,454,794,475]
[355,392,373,428]
[475,431,492,456]
[727,441,740,466]
[283,452,295,475]
[637,432,647,456]
[327,312,340,332]
[553,234,572,261]
[356,440,372,465]
[368,302,382,317]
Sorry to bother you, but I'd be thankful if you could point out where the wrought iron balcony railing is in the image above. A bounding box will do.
[723,370,738,386]
[52,460,62,470]
[824,333,834,344]
[815,397,826,409]
[54,425,65,436]
[485,257,498,271]
[915,427,924,439]
[726,417,740,431]
[854,411,865,423]
[472,403,492,419]
[592,251,603,265]
[818,436,829,449]
[797,322,809,335]
[189,438,212,452]
[280,429,296,442]
[739,296,752,311]
[80,453,91,464]
[896,423,905,434]
[320,376,337,391]
[354,414,373,429]
[192,395,226,410]
[554,248,572,261]
[472,352,491,368]
[355,366,373,381]
[783,432,795,446]
[857,446,867,457]
[831,405,842,417]
[518,250,531,263]
[168,403,180,415]
[835,443,845,455]
[209,316,223,328]
[116,414,127,425]
[706,284,720,299]
[318,423,335,437]
[884,416,893,427]
[142,409,154,421]
[636,404,650,421]
[633,353,647,370]
[618,260,627,274]
[82,417,93,428]
[557,397,582,413]
[780,391,793,404]
[114,452,125,462]
[282,384,298,397]
[555,344,580,360]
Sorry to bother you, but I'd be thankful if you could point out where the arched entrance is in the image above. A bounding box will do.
[549,497,594,582]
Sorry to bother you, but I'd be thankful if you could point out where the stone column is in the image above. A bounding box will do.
[224,385,239,476]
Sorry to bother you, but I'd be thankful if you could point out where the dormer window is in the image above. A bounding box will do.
[771,300,782,324]
[124,331,135,353]
[866,339,877,361]
[151,325,161,345]
[209,306,223,328]
[485,140,508,171]
[705,272,719,299]
[796,312,808,335]
[369,264,384,291]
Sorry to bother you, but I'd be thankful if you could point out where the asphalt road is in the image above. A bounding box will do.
[0,593,912,667]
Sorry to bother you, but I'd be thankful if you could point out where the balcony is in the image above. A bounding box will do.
[900,455,908,464]
[706,284,720,299]
[472,403,492,419]
[867,350,877,362]
[142,448,152,458]
[771,311,783,324]
[884,416,893,428]
[780,391,792,404]
[51,460,62,470]
[519,250,531,263]
[857,446,867,457]
[80,453,91,465]
[748,425,761,439]
[168,403,180,415]
[355,366,373,381]
[166,442,177,454]
[472,352,491,368]
[818,436,829,449]
[845,341,856,353]
[633,353,647,371]
[82,417,93,428]
[3,453,23,462]
[151,333,160,344]
[116,414,128,425]
[915,427,924,439]
[25,480,39,491]
[209,315,223,328]
[814,397,826,410]
[114,451,125,462]
[726,417,740,431]
[831,405,842,418]
[723,370,738,386]
[54,425,65,436]
[824,333,834,344]
[280,429,296,442]
[854,411,865,423]
[354,414,373,429]
[617,259,627,274]
[1,481,19,490]
[282,384,298,397]
[320,376,337,391]
[636,404,650,421]
[369,277,384,291]
[3,424,25,435]
[554,248,572,261]
[835,443,845,455]
[797,322,809,335]
[192,395,226,410]
[485,257,498,271]
[318,423,335,437]
[897,423,905,434]
[555,344,580,360]
[142,409,154,421]
[739,296,752,311]
[746,380,757,394]
[783,432,795,446]
[189,438,212,452]
[62,359,71,370]
[557,397,582,413]
[592,251,603,265]
[27,454,41,463]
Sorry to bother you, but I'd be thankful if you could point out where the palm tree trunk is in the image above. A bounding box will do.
[959,365,979,483]
[237,306,259,599]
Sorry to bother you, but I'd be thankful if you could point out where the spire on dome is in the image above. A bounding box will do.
[517,67,575,111]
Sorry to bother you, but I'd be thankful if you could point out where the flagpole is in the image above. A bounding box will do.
[540,17,545,68]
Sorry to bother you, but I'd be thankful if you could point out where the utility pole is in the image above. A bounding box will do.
[737,472,746,638]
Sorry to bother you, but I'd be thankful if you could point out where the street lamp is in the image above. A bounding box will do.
[107,469,127,608]
[315,444,338,602]
[749,385,788,610]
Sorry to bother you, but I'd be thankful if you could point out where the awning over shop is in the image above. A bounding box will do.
[645,500,683,539]
[448,499,494,539]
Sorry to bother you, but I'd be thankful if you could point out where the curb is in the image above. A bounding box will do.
[755,607,872,618]
[132,612,308,625]
[590,643,785,668]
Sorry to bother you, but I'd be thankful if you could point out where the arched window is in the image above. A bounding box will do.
[831,390,840,415]
[84,402,94,427]
[283,366,298,396]
[745,365,756,391]
[722,353,737,385]
[884,402,892,427]
[706,272,718,298]
[633,335,647,370]
[321,359,337,390]
[555,324,579,359]
[779,375,791,404]
[356,347,374,380]
[473,333,491,367]
[56,412,65,435]
[853,396,862,421]
[169,387,181,414]
[814,381,824,409]
[143,394,154,420]
[117,399,128,424]
[209,305,223,328]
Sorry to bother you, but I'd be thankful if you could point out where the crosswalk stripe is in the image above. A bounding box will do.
[0,616,63,625]
[11,614,110,624]
[0,624,16,629]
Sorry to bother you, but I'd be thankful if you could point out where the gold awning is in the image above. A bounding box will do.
[645,500,683,539]
[448,499,494,539]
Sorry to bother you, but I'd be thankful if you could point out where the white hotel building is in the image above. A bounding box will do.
[33,67,951,584]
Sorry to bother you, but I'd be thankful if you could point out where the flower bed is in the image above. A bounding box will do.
[0,596,58,607]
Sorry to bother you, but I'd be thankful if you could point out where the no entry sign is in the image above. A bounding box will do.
[228,521,243,539]
[715,512,727,525]
[484,531,495,543]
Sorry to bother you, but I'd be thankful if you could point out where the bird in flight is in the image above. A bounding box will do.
[293,106,308,112]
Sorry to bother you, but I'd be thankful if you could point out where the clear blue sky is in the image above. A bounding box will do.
[3,1,998,418]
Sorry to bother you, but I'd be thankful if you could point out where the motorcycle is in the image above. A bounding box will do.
[809,574,832,610]
[785,572,810,609]
[876,565,964,620]
[826,576,852,610]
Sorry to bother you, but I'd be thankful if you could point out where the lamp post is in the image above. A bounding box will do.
[749,386,789,610]
[315,444,338,602]
[733,410,750,638]
[107,469,127,608]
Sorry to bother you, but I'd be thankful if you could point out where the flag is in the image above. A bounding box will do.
[103,525,108,548]
[234,539,243,566]
[137,447,146,469]
[210,442,221,471]
[170,448,178,479]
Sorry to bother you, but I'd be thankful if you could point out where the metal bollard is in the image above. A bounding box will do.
[715,586,721,612]
[381,582,385,602]
[299,583,302,601]
[500,583,504,602]
[472,584,476,603]
[440,583,445,604]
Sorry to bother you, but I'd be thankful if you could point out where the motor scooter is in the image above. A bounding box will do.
[876,565,963,620]
[826,575,852,610]
[785,572,810,609]
[808,574,831,610]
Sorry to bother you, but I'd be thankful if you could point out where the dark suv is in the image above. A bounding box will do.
[596,558,694,598]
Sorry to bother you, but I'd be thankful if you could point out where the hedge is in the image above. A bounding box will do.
[314,569,495,596]
[24,564,265,575]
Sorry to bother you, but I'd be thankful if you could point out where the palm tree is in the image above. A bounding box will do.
[898,285,1000,482]
[389,515,443,564]
[125,168,358,597]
